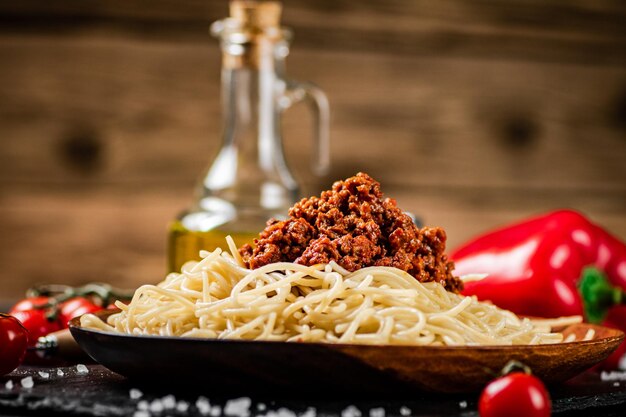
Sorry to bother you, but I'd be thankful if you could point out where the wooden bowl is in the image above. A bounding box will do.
[70,311,623,394]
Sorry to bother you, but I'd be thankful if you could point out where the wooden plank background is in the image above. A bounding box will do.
[1,0,625,303]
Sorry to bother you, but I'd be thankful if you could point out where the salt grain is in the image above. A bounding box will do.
[56,369,65,377]
[210,405,222,416]
[300,407,317,417]
[342,405,362,417]
[133,411,150,417]
[5,380,14,390]
[162,395,176,409]
[614,382,621,387]
[459,401,468,409]
[257,403,267,411]
[130,388,143,400]
[600,370,626,381]
[276,407,297,417]
[177,401,190,412]
[399,406,411,416]
[38,371,50,379]
[149,399,164,413]
[196,396,212,415]
[225,397,251,417]
[137,400,149,411]
[20,377,34,389]
[369,408,385,417]
[76,364,89,374]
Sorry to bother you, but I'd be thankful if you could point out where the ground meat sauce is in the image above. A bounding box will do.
[239,173,462,292]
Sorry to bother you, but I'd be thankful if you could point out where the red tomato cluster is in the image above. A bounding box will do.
[9,296,102,345]
[1,295,103,376]
[2,282,129,376]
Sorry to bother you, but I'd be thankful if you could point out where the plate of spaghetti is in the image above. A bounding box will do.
[72,174,624,393]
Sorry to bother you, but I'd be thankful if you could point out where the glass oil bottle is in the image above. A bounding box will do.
[168,1,330,272]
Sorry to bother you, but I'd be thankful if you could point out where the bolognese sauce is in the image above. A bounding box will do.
[239,173,462,292]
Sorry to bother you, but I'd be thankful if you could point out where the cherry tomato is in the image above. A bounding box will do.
[479,373,551,417]
[10,296,51,312]
[0,314,29,375]
[9,309,63,345]
[59,297,102,325]
[10,297,64,344]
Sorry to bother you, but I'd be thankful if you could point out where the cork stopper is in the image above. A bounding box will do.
[230,1,282,32]
[213,1,288,69]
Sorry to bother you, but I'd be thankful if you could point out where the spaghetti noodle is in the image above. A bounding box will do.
[81,238,579,346]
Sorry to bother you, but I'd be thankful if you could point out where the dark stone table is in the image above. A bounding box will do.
[1,365,625,417]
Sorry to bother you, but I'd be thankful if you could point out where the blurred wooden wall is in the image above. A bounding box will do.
[1,0,625,302]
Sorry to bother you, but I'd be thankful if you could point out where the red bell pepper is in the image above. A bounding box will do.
[450,210,626,367]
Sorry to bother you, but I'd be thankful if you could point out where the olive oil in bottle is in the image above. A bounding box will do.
[167,1,330,273]
[168,216,263,273]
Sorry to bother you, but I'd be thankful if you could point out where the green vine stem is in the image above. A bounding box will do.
[25,282,135,317]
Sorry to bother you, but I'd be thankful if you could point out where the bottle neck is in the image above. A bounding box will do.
[200,51,298,212]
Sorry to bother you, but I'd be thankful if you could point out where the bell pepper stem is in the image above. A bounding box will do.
[578,267,626,324]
